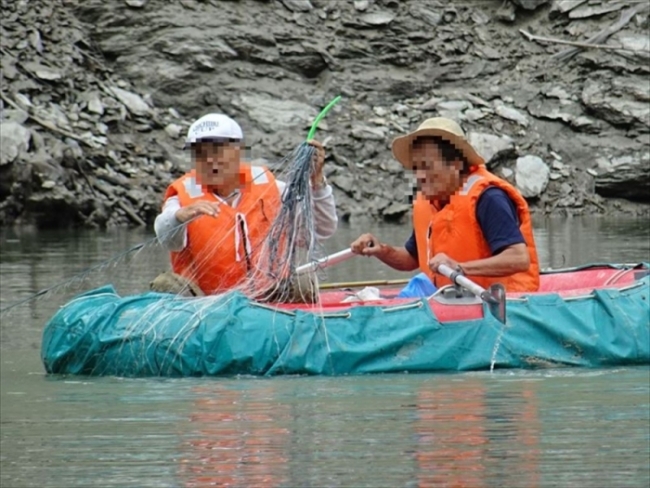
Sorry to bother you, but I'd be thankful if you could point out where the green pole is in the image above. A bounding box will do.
[306,95,341,141]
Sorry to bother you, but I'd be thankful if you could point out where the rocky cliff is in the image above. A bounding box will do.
[1,0,648,228]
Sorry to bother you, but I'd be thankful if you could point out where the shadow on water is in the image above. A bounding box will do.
[1,216,649,487]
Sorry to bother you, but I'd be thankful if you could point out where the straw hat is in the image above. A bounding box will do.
[391,117,485,169]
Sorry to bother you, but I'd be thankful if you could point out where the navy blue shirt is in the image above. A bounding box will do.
[404,187,525,259]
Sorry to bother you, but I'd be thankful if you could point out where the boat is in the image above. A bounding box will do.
[41,262,650,377]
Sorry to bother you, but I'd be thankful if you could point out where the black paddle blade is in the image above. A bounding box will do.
[487,283,507,324]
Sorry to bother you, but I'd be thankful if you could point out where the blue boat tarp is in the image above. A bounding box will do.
[41,277,650,377]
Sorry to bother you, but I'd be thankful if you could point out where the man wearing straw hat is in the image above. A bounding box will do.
[151,113,337,298]
[351,117,540,293]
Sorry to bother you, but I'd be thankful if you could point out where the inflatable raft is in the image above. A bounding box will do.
[41,263,650,377]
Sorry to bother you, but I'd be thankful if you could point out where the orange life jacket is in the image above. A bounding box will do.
[164,164,281,294]
[412,165,540,292]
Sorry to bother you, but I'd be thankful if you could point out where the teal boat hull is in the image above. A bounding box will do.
[40,264,650,377]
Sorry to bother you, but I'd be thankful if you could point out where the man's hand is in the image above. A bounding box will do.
[307,139,326,188]
[428,252,460,274]
[175,202,221,223]
[350,233,384,257]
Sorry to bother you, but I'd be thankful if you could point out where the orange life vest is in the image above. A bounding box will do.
[164,164,281,294]
[412,165,540,292]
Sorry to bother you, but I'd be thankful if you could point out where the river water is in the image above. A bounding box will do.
[1,216,649,488]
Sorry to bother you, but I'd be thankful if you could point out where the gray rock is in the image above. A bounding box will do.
[545,86,571,100]
[359,11,396,25]
[595,152,650,201]
[1,55,18,80]
[569,2,626,19]
[550,0,588,15]
[280,0,313,12]
[21,61,62,81]
[468,132,516,164]
[436,100,472,120]
[464,109,487,122]
[164,123,184,139]
[125,0,147,7]
[581,79,650,129]
[494,102,529,127]
[354,0,370,11]
[527,98,582,124]
[351,125,387,140]
[0,121,31,166]
[382,201,410,218]
[109,87,151,116]
[410,6,442,26]
[515,155,550,198]
[330,174,355,193]
[1,108,29,124]
[496,1,516,21]
[511,0,549,10]
[237,94,317,131]
[86,92,105,115]
[612,76,650,102]
[615,34,650,62]
[29,29,43,53]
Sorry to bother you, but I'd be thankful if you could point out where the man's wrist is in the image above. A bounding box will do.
[312,175,327,189]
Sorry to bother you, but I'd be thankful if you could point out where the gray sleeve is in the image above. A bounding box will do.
[153,196,188,252]
[311,183,338,240]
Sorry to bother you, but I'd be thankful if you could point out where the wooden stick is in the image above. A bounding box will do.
[520,29,647,54]
[117,199,146,227]
[551,4,649,61]
[0,91,99,148]
[319,278,409,290]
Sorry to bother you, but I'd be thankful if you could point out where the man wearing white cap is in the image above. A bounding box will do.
[350,117,540,293]
[152,113,337,296]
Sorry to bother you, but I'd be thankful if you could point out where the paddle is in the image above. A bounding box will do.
[437,264,506,324]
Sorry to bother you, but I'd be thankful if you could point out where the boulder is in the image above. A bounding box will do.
[0,121,31,166]
[516,155,550,198]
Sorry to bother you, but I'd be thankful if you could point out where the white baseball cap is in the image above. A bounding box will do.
[183,113,243,148]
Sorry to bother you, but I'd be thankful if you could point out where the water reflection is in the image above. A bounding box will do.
[176,378,548,488]
[179,383,291,488]
[413,379,540,488]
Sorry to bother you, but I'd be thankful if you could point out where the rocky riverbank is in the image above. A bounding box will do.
[1,0,648,228]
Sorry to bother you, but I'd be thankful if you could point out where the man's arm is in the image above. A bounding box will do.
[350,232,419,271]
[376,245,420,271]
[460,187,530,276]
[154,196,188,252]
